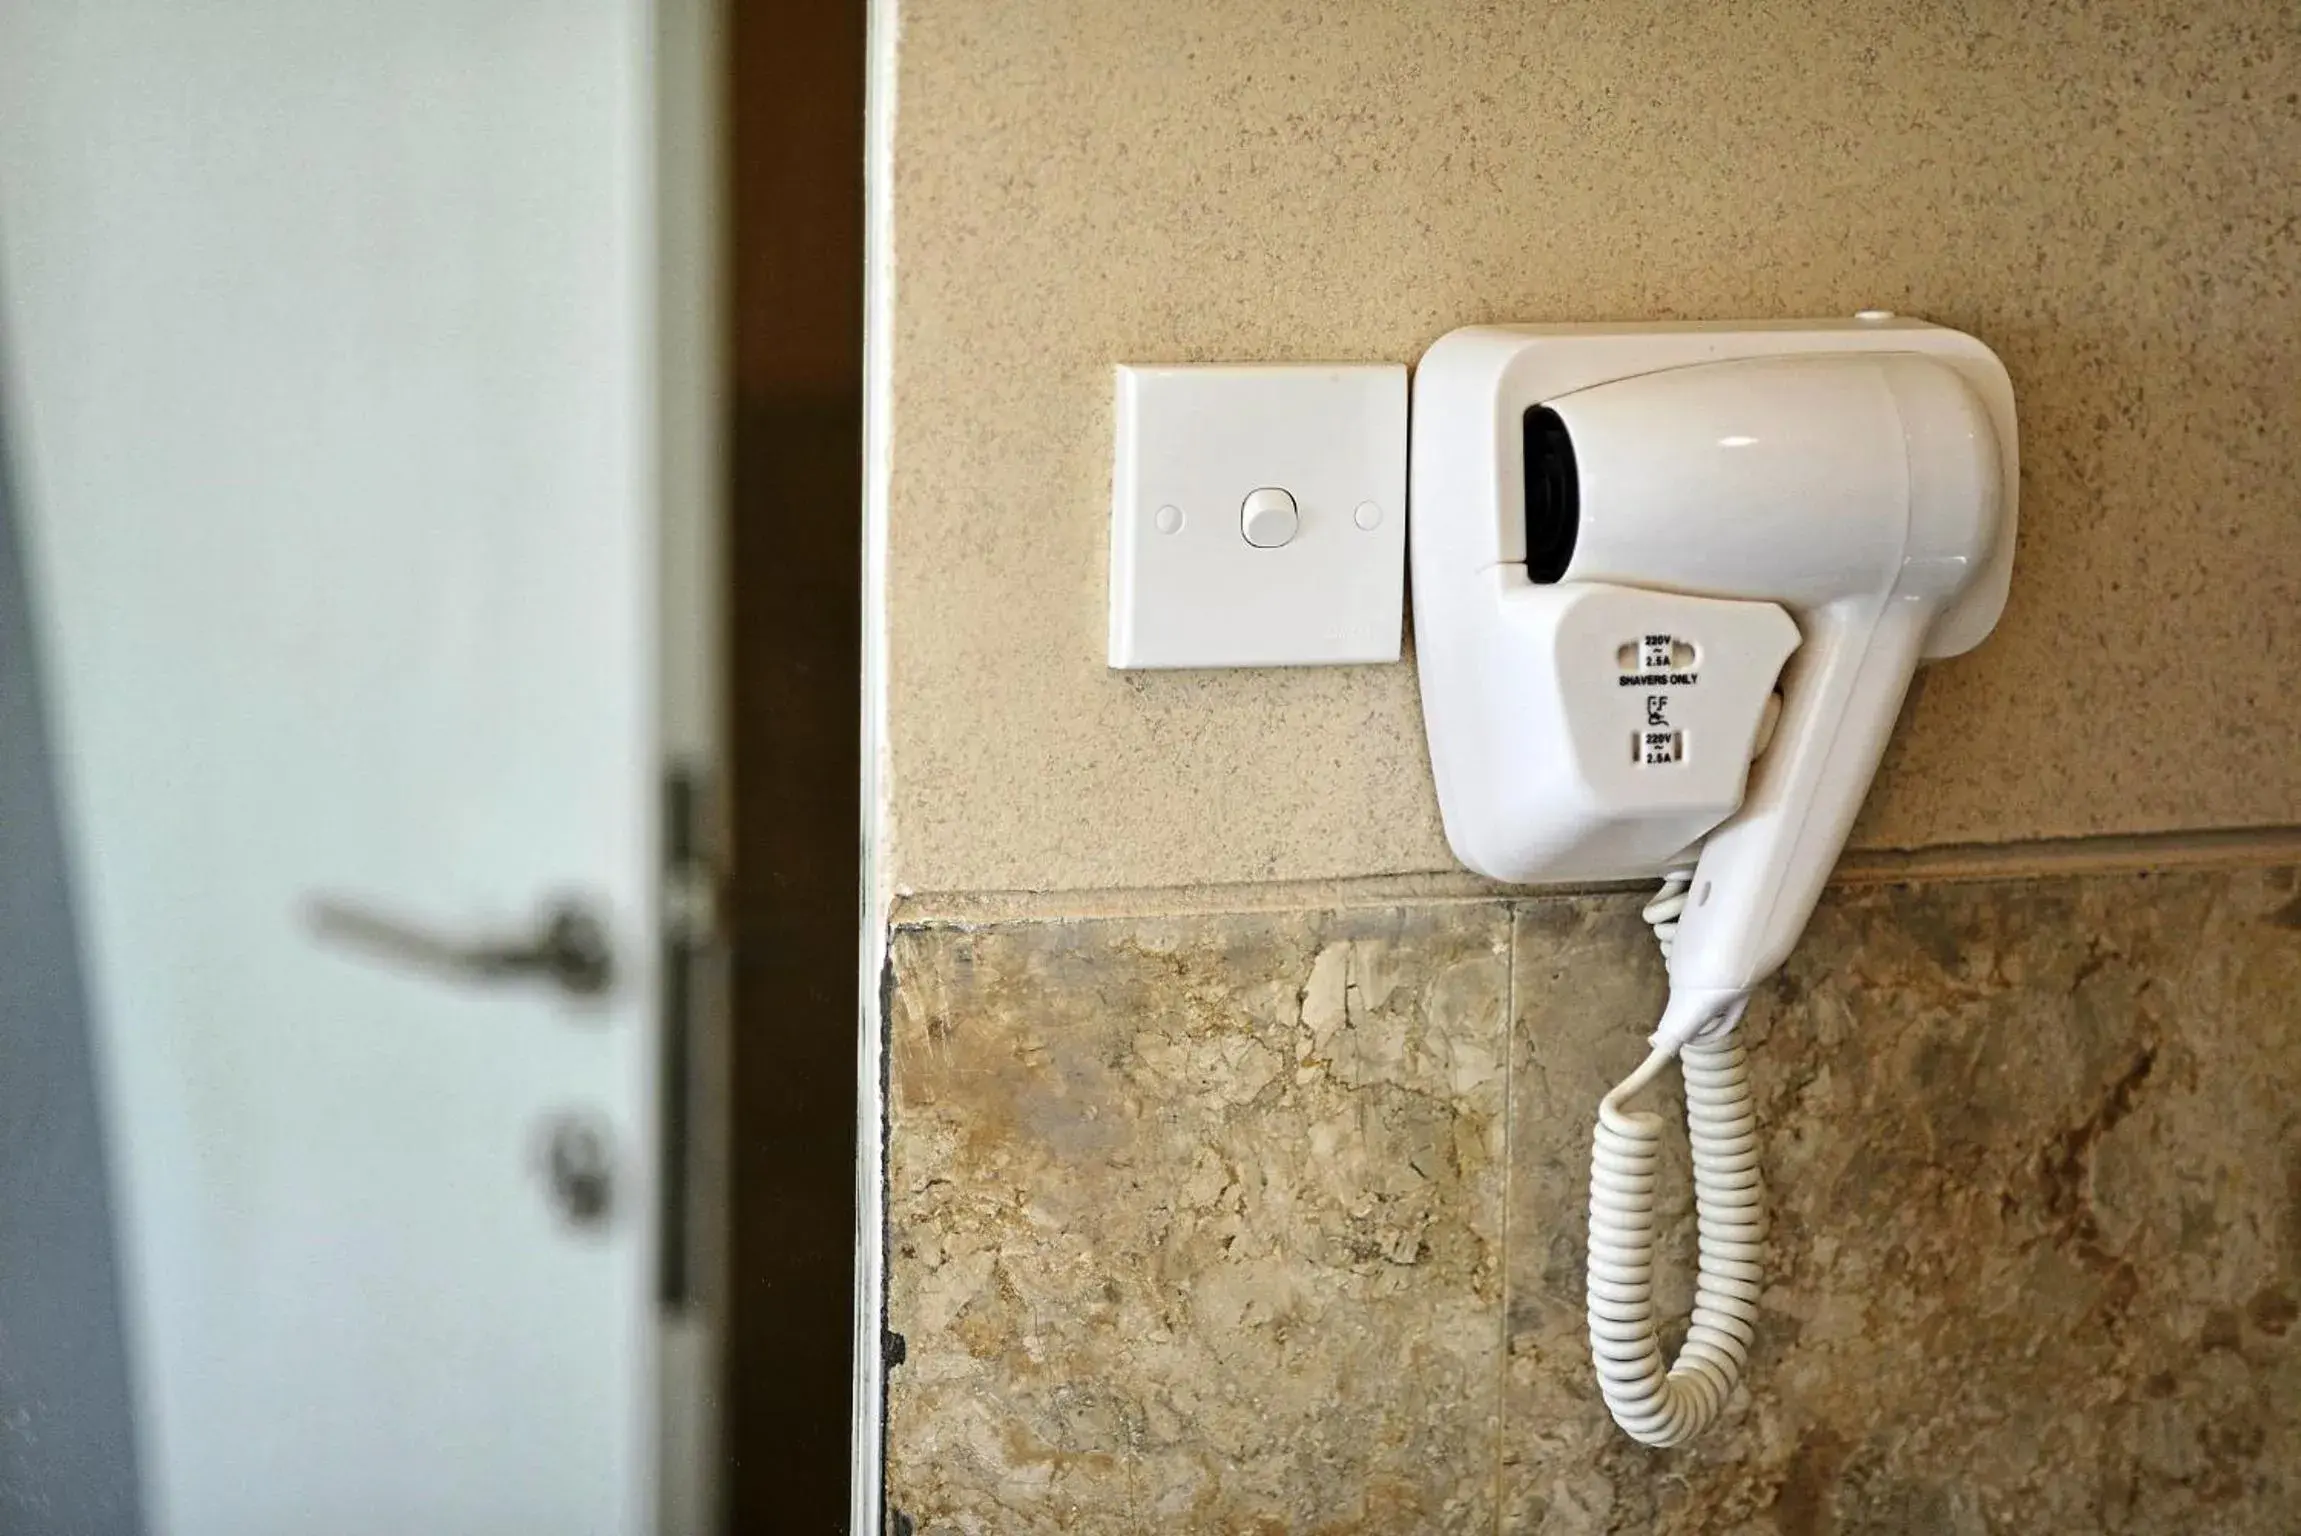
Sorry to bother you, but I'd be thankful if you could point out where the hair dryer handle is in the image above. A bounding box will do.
[1665,593,1932,1002]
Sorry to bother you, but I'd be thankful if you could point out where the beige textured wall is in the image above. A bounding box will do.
[886,0,2301,895]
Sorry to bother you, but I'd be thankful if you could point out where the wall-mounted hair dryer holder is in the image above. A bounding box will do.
[1413,317,2018,891]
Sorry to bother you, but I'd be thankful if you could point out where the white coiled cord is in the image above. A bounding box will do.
[1585,867,1767,1447]
[1640,867,1695,960]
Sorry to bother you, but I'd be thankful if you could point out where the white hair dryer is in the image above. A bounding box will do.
[1411,319,2018,1446]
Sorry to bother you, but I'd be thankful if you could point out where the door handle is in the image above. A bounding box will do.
[307,895,615,998]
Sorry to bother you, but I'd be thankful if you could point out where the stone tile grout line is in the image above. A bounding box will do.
[890,825,2301,926]
[1495,902,1517,1536]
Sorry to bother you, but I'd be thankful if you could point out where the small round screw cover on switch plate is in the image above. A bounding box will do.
[1241,487,1299,548]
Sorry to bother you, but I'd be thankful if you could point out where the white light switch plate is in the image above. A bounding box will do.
[1108,363,1407,669]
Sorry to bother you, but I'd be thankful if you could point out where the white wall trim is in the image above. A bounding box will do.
[851,0,900,1525]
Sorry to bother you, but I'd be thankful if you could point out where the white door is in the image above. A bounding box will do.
[0,4,687,1532]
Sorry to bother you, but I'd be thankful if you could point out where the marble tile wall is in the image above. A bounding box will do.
[884,866,2301,1532]
[884,907,1511,1532]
